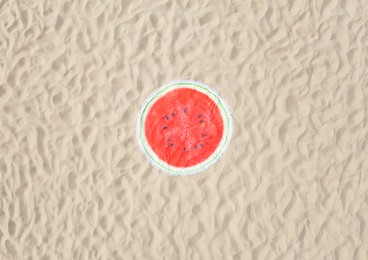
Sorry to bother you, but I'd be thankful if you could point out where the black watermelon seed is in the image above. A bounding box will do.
[162,126,168,130]
[165,115,169,120]
[199,120,204,123]
[184,108,187,113]
[202,133,207,137]
[183,147,186,152]
[171,112,175,117]
[200,143,204,147]
[198,114,202,118]
[170,143,174,147]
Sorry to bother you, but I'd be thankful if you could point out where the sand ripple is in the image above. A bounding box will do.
[0,0,367,259]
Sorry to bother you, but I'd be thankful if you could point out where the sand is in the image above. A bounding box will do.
[0,0,367,259]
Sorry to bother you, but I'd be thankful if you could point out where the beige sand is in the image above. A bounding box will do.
[1,0,367,259]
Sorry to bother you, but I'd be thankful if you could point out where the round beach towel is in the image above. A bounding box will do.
[137,80,233,175]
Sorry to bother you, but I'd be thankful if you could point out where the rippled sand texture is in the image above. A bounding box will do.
[1,0,368,259]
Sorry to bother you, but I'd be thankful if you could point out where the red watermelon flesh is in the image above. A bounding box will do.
[144,88,224,167]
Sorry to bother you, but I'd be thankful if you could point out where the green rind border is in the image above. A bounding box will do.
[137,80,233,175]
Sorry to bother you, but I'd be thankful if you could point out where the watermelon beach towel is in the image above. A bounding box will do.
[137,80,233,175]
